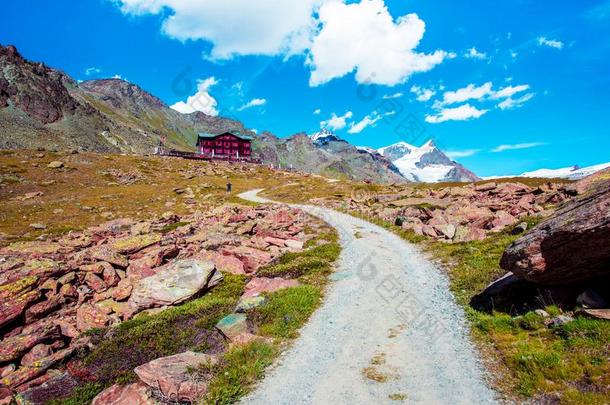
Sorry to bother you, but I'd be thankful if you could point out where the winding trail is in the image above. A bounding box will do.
[239,189,497,405]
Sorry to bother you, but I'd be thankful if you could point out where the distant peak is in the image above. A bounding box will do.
[310,128,344,145]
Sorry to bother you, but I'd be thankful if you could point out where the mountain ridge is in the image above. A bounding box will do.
[377,140,480,182]
[1,43,475,183]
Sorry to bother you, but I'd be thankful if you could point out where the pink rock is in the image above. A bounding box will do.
[285,239,304,250]
[20,344,52,367]
[220,246,272,273]
[79,263,106,274]
[111,278,133,301]
[228,333,272,349]
[134,351,217,402]
[24,294,64,323]
[84,272,107,293]
[0,290,41,329]
[0,324,60,363]
[242,277,300,298]
[55,320,79,339]
[103,266,121,288]
[197,251,246,275]
[475,182,497,192]
[212,254,245,275]
[88,246,128,268]
[128,260,221,311]
[422,225,438,238]
[263,237,286,247]
[92,383,154,405]
[76,304,110,332]
[491,210,518,231]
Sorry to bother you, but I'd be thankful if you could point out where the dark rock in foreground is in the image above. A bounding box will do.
[500,170,610,285]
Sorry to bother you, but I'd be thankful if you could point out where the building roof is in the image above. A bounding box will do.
[197,131,254,141]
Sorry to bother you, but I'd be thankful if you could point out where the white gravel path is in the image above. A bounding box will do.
[238,189,498,405]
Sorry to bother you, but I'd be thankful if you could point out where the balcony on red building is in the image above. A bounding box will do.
[196,132,253,159]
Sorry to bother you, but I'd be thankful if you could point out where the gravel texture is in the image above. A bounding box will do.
[239,189,498,405]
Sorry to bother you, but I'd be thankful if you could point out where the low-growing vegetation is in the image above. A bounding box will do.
[55,223,340,404]
[383,215,610,403]
[265,180,608,403]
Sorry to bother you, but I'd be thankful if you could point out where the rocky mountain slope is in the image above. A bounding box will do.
[378,141,480,183]
[0,45,245,154]
[253,131,406,183]
[0,44,476,184]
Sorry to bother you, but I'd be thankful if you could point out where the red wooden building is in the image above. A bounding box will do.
[196,132,253,158]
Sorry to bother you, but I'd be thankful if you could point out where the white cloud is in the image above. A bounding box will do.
[114,0,322,60]
[313,108,321,115]
[410,85,436,102]
[464,47,487,60]
[115,0,449,86]
[308,0,451,86]
[85,67,101,76]
[537,37,564,49]
[320,111,353,131]
[170,77,219,116]
[238,98,267,111]
[346,113,378,134]
[445,149,480,159]
[382,92,403,99]
[440,82,493,105]
[491,84,530,99]
[497,93,535,110]
[492,142,545,153]
[436,82,533,107]
[425,104,488,124]
[111,74,125,80]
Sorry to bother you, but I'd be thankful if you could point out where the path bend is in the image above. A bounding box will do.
[238,189,497,405]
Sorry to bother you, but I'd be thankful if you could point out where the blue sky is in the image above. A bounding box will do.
[2,0,609,177]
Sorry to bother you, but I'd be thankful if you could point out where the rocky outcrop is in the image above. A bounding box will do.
[0,44,247,154]
[500,174,610,285]
[327,180,574,243]
[0,203,313,399]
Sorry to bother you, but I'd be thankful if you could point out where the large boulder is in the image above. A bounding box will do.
[500,175,610,285]
[92,383,157,405]
[128,260,222,311]
[134,351,216,402]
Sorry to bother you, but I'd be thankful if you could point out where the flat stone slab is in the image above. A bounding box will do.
[134,351,217,402]
[216,313,248,340]
[128,259,221,311]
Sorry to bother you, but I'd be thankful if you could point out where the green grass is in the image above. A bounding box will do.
[428,216,543,305]
[426,216,610,402]
[202,341,277,404]
[250,285,323,338]
[340,206,610,403]
[55,225,340,405]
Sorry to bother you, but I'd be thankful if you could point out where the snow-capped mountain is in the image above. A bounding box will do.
[521,162,610,180]
[310,129,345,146]
[378,140,480,183]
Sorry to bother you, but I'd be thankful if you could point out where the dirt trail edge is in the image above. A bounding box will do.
[239,189,497,405]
